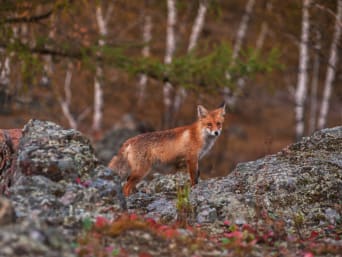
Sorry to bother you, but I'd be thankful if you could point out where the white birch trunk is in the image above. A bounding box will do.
[173,0,209,117]
[308,30,321,134]
[92,4,113,132]
[137,14,152,107]
[0,51,10,87]
[223,0,256,106]
[318,0,342,129]
[163,0,177,128]
[295,0,311,140]
[59,62,77,129]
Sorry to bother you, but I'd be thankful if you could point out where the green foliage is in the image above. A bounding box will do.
[131,42,281,93]
[176,183,193,227]
[82,217,93,231]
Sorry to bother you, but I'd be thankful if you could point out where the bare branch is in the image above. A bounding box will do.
[3,10,53,24]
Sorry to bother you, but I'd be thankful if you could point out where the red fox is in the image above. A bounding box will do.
[108,103,226,196]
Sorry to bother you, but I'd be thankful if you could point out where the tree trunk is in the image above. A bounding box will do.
[137,14,152,107]
[163,0,177,128]
[173,0,209,120]
[59,62,77,129]
[318,0,342,129]
[308,30,321,134]
[295,0,310,140]
[223,0,256,107]
[92,3,113,133]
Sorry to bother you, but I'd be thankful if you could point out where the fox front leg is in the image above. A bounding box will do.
[186,157,199,186]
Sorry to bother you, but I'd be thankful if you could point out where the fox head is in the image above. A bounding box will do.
[197,103,226,137]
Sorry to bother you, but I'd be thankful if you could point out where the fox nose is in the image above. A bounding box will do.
[214,131,219,136]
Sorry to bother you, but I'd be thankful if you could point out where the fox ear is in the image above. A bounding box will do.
[219,102,226,116]
[197,105,208,118]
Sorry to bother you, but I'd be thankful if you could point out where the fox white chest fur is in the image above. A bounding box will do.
[199,135,217,159]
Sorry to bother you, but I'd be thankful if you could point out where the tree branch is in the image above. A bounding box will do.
[3,10,53,24]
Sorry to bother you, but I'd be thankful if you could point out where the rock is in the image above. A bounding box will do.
[0,219,76,257]
[9,165,125,227]
[128,126,342,231]
[0,129,22,194]
[17,119,98,182]
[0,119,126,229]
[0,197,15,226]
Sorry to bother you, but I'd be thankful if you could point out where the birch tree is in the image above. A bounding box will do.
[59,62,77,129]
[137,13,152,107]
[163,0,177,128]
[308,30,321,134]
[59,62,90,129]
[295,0,310,140]
[93,3,113,133]
[318,0,342,129]
[173,0,209,119]
[223,0,256,107]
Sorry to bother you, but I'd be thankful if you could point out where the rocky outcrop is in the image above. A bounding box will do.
[0,120,340,256]
[129,127,342,230]
[1,119,125,224]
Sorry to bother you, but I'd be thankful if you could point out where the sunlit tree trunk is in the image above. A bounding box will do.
[318,0,342,129]
[163,0,177,128]
[223,0,256,107]
[93,3,113,133]
[295,0,310,140]
[137,13,152,107]
[173,0,209,120]
[308,30,321,134]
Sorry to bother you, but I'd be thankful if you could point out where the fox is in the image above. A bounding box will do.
[108,103,226,196]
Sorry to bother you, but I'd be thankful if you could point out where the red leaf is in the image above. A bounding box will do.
[95,216,108,228]
[308,230,319,240]
[224,220,231,226]
[129,213,139,220]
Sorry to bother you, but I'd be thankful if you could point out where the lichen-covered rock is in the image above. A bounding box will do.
[0,129,22,194]
[9,165,125,228]
[129,126,342,232]
[17,119,98,182]
[2,119,126,230]
[0,219,76,257]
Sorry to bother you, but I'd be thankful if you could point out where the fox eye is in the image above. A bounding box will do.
[207,123,212,127]
[216,122,221,127]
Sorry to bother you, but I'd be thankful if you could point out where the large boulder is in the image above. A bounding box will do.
[1,120,125,227]
[17,119,98,181]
